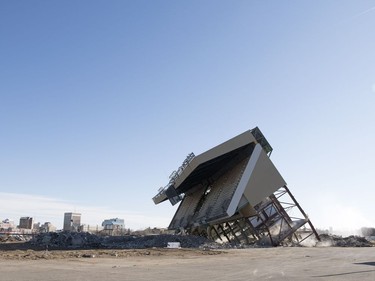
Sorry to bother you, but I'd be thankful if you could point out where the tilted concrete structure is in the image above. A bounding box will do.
[153,127,319,246]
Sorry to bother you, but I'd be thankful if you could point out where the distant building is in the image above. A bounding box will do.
[39,222,57,233]
[63,212,81,232]
[79,224,103,234]
[33,222,41,230]
[0,219,15,232]
[102,218,125,235]
[19,217,33,229]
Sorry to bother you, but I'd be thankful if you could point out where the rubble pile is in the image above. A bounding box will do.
[31,231,102,248]
[23,232,375,249]
[318,234,373,247]
[0,235,31,243]
[103,234,211,249]
[31,232,213,249]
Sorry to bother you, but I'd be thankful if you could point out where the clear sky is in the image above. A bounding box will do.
[1,1,374,233]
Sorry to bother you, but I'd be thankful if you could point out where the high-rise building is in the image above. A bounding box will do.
[40,222,57,233]
[19,217,33,229]
[63,212,81,232]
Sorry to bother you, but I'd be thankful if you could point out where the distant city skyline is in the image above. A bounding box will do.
[1,1,375,233]
[0,194,164,230]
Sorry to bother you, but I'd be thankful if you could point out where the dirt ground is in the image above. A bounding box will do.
[0,245,374,281]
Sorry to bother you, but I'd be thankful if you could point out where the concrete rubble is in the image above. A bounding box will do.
[0,235,31,243]
[30,232,212,249]
[101,234,210,249]
[1,232,371,249]
[317,234,373,247]
[31,231,102,248]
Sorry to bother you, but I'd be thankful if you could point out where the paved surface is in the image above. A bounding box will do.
[1,247,374,281]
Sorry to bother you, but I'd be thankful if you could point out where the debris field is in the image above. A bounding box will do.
[1,232,371,250]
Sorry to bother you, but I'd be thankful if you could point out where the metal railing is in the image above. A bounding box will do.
[154,152,195,199]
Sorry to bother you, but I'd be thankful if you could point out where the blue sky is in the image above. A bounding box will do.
[1,1,375,232]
